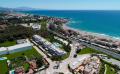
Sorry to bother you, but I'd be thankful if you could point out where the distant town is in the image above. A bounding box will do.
[0,11,120,74]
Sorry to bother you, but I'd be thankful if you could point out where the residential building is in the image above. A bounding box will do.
[32,35,66,57]
[69,56,101,74]
[30,23,41,30]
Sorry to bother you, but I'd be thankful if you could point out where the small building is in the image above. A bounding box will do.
[29,60,37,70]
[30,23,41,30]
[20,23,41,30]
[20,23,29,27]
[15,66,25,74]
[54,36,68,45]
[17,39,27,44]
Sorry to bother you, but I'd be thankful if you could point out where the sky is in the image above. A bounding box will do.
[0,0,120,10]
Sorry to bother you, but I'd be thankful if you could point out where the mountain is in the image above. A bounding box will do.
[14,7,38,11]
[0,7,11,11]
[0,7,39,12]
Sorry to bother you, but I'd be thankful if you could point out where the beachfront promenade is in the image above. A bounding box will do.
[48,29,120,60]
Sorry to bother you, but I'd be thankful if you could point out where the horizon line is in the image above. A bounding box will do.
[1,6,120,11]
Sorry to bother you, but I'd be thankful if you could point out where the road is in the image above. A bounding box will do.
[33,40,84,74]
[32,30,120,74]
[33,43,74,74]
[48,29,120,60]
[79,41,120,60]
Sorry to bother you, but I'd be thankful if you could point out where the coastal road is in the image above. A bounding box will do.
[70,36,120,60]
[77,40,120,60]
[49,29,120,60]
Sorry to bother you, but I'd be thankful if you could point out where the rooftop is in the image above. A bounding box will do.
[33,35,66,56]
[69,54,90,70]
[8,43,32,51]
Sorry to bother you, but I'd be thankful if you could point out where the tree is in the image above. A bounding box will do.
[0,25,35,42]
[36,58,44,68]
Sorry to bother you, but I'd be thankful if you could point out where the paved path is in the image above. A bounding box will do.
[104,64,107,74]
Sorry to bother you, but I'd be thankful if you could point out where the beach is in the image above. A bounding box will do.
[63,23,120,42]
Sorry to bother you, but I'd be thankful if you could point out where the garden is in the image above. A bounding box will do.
[0,48,44,74]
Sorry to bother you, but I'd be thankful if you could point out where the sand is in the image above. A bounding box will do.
[63,23,120,42]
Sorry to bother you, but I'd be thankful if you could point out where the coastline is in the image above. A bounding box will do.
[19,11,120,42]
[63,23,120,42]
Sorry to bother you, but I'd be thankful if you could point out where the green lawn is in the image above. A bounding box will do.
[0,41,16,47]
[99,60,117,74]
[0,60,8,74]
[24,63,30,72]
[0,48,42,60]
[106,64,116,74]
[78,47,102,55]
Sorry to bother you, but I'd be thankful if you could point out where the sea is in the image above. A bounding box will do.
[20,10,120,39]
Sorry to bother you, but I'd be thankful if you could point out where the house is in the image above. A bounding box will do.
[54,36,68,45]
[17,39,27,44]
[20,23,29,27]
[15,67,25,74]
[17,39,31,44]
[30,23,41,30]
[69,55,101,74]
[20,22,41,30]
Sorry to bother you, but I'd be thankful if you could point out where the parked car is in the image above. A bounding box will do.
[73,54,77,58]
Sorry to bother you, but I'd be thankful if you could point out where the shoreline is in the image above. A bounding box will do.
[63,23,120,42]
[19,12,120,41]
